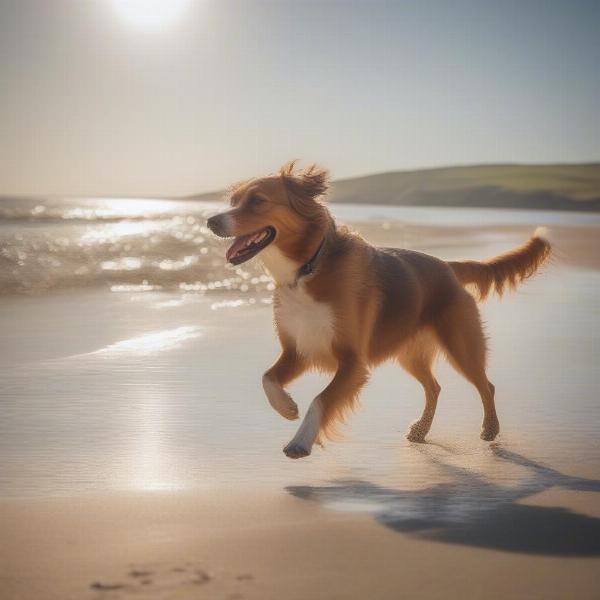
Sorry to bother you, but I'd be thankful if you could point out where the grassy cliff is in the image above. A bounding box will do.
[189,163,600,211]
[327,163,600,210]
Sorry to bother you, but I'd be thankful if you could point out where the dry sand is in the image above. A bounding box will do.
[3,487,600,600]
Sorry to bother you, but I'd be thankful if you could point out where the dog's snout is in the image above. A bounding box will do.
[207,214,229,237]
[206,215,218,232]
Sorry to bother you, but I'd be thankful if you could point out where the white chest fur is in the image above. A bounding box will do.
[260,246,298,287]
[275,283,335,363]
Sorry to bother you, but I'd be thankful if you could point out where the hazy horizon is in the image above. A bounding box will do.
[1,159,598,201]
[1,0,599,197]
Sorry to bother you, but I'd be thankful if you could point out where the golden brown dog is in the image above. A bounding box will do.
[207,162,551,459]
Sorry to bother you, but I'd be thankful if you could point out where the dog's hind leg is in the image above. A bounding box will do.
[263,349,307,421]
[435,292,499,441]
[398,333,441,442]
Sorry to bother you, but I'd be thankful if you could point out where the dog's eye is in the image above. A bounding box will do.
[248,195,264,207]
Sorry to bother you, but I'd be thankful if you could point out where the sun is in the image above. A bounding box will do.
[111,0,191,31]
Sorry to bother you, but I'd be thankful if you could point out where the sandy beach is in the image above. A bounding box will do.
[2,203,600,599]
[2,0,599,596]
[4,485,600,600]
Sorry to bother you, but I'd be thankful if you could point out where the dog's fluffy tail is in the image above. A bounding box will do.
[448,227,552,301]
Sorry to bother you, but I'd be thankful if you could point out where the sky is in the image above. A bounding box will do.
[0,0,598,197]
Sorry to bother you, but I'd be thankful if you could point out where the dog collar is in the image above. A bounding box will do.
[297,237,326,279]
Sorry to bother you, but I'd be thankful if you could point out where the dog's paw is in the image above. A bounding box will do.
[480,419,500,441]
[263,377,299,420]
[406,420,428,443]
[283,442,311,459]
[277,398,299,421]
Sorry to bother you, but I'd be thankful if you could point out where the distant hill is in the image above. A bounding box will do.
[189,163,600,211]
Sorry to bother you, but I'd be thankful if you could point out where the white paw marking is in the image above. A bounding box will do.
[283,442,311,459]
[284,397,322,458]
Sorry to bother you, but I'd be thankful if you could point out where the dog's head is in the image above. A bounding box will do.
[207,162,331,265]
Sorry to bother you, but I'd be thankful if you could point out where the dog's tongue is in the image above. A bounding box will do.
[226,234,253,263]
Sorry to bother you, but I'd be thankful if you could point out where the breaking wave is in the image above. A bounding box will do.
[0,196,274,295]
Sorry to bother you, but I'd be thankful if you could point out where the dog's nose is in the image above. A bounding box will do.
[207,214,227,237]
[206,215,218,231]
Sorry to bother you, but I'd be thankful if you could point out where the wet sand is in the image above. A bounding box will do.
[2,219,600,599]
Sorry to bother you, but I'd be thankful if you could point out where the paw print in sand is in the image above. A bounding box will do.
[89,561,255,598]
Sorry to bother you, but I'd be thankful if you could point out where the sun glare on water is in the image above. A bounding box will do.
[111,0,191,31]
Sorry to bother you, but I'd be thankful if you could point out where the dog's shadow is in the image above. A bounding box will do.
[286,446,600,556]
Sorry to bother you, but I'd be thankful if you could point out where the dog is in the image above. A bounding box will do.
[207,162,551,459]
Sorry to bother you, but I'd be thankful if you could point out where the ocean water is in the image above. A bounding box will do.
[1,198,599,540]
[2,195,599,296]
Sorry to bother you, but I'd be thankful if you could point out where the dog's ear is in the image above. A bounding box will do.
[279,161,329,219]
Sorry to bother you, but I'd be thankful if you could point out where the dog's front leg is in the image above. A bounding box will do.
[262,349,306,421]
[284,352,369,459]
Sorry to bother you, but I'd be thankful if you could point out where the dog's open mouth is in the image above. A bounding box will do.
[225,226,276,265]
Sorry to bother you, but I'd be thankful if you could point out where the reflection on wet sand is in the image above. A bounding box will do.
[90,326,203,357]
